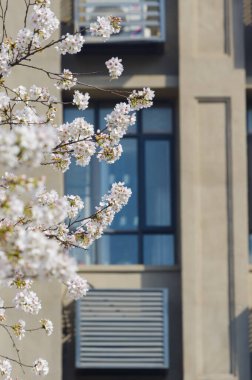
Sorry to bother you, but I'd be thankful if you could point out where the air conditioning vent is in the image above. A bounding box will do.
[76,288,169,369]
[74,0,166,43]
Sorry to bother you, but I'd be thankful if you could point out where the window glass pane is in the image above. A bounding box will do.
[248,137,252,231]
[249,235,252,264]
[99,107,137,134]
[97,235,138,264]
[142,107,173,134]
[143,235,175,265]
[64,107,94,124]
[99,138,138,230]
[64,160,91,220]
[248,109,252,134]
[145,140,172,226]
[70,246,95,265]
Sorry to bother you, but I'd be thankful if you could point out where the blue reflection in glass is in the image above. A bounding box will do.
[144,235,175,265]
[99,138,138,230]
[64,107,94,124]
[97,235,138,264]
[70,246,95,265]
[248,109,252,134]
[249,235,252,264]
[142,107,173,134]
[145,140,171,226]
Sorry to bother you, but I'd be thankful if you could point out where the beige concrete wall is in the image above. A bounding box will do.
[179,0,250,379]
[1,281,62,380]
[4,0,64,193]
[0,1,63,380]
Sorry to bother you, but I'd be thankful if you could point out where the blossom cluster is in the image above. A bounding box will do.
[105,57,124,79]
[0,83,154,171]
[0,173,131,288]
[90,16,122,40]
[47,90,155,171]
[0,357,49,378]
[73,182,132,249]
[73,91,90,110]
[0,175,130,375]
[0,275,52,378]
[56,33,85,55]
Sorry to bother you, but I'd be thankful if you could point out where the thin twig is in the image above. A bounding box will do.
[0,325,25,374]
[0,354,32,369]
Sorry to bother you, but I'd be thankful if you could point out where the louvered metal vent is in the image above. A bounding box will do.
[76,289,169,369]
[74,0,166,43]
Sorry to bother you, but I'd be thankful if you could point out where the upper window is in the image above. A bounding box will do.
[74,0,166,43]
[64,103,176,265]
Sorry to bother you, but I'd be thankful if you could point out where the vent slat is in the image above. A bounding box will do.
[80,317,163,321]
[76,288,169,369]
[80,304,163,309]
[80,332,163,337]
[79,358,164,363]
[80,325,162,328]
[80,349,162,359]
[82,310,162,319]
[79,333,162,342]
[82,295,163,300]
[79,342,163,347]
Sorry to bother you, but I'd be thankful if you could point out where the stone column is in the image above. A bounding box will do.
[179,1,250,379]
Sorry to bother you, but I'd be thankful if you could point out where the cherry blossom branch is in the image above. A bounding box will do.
[0,0,8,42]
[0,354,32,368]
[16,62,130,98]
[0,324,25,374]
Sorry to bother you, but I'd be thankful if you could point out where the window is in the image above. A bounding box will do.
[64,103,176,265]
[74,0,166,43]
[248,108,252,262]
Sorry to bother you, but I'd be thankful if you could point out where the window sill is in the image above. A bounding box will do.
[77,264,180,273]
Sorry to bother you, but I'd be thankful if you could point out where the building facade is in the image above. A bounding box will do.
[63,1,252,379]
[1,1,252,380]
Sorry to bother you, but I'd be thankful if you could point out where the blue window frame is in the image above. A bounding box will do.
[64,103,176,265]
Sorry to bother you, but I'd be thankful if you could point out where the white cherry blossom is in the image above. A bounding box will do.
[40,319,53,336]
[12,319,26,340]
[66,276,89,300]
[105,57,124,79]
[56,33,85,55]
[0,297,5,321]
[0,360,12,378]
[73,91,90,110]
[55,69,77,90]
[13,289,42,315]
[33,358,49,376]
[90,16,121,40]
[31,5,59,40]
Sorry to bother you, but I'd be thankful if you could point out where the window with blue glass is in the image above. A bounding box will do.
[248,108,252,263]
[64,103,176,265]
